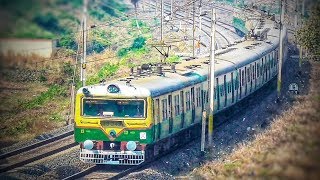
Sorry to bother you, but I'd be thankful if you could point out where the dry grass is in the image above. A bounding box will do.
[191,61,320,179]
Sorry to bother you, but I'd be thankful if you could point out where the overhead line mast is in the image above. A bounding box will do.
[277,0,285,100]
[208,8,216,148]
[81,0,88,87]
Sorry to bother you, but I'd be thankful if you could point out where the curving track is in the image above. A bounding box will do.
[143,1,241,51]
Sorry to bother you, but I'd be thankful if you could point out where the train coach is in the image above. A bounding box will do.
[74,17,287,165]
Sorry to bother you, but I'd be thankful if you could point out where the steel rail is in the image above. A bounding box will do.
[0,142,78,173]
[0,129,74,160]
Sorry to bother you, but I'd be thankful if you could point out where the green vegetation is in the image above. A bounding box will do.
[297,4,320,61]
[117,36,147,58]
[0,0,129,53]
[166,55,181,64]
[87,63,119,85]
[22,85,67,109]
[89,29,114,53]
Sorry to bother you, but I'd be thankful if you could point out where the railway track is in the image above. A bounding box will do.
[0,130,76,173]
[143,1,234,50]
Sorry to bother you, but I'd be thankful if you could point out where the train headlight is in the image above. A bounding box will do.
[140,132,146,140]
[83,140,94,150]
[126,141,137,151]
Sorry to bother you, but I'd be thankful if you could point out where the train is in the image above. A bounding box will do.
[74,15,287,165]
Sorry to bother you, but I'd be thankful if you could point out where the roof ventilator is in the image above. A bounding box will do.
[171,64,176,73]
[157,65,164,76]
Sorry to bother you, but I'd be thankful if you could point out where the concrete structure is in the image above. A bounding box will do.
[0,39,57,58]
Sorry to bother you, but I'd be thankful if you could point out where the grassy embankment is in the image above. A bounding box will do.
[191,60,320,179]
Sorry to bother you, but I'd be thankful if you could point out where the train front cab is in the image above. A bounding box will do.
[74,86,153,165]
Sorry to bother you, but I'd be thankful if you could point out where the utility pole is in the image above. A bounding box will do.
[277,0,285,99]
[81,0,88,87]
[192,0,195,58]
[155,0,158,15]
[161,0,163,42]
[171,0,173,18]
[142,0,145,12]
[294,0,298,29]
[208,8,216,147]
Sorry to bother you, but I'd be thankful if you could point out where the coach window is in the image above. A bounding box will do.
[174,95,180,116]
[203,90,207,105]
[247,67,250,82]
[161,99,168,120]
[196,87,200,107]
[261,58,264,76]
[257,62,259,78]
[214,88,217,99]
[253,63,256,80]
[185,91,191,111]
[242,70,245,85]
[154,99,160,122]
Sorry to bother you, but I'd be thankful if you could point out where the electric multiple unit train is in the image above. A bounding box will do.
[74,14,287,165]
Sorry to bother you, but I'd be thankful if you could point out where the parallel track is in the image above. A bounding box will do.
[0,131,76,173]
[0,129,73,160]
[144,1,232,49]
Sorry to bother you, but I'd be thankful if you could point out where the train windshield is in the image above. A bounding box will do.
[82,99,145,118]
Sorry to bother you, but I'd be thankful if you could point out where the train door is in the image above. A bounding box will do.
[180,91,185,129]
[191,87,195,124]
[153,99,161,141]
[168,94,173,134]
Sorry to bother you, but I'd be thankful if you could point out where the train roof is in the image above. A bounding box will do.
[78,18,285,98]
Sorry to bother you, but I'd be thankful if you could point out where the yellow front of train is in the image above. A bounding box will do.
[74,83,153,165]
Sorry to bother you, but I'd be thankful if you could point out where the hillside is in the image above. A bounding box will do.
[0,0,129,52]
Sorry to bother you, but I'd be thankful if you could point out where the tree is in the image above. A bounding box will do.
[296,4,320,61]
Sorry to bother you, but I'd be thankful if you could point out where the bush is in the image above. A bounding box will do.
[89,9,105,20]
[56,0,82,8]
[131,37,146,50]
[97,63,119,79]
[117,48,130,58]
[62,62,74,77]
[59,35,77,50]
[166,55,181,64]
[86,63,119,85]
[33,12,63,33]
